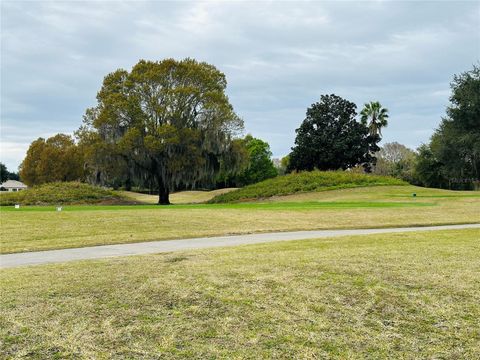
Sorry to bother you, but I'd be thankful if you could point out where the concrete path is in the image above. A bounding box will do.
[1,224,479,269]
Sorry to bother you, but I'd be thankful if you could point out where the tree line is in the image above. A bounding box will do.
[0,163,20,183]
[369,65,479,190]
[17,60,480,202]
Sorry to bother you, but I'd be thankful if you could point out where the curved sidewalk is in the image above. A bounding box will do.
[1,223,479,269]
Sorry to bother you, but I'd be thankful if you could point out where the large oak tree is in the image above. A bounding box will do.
[79,59,244,204]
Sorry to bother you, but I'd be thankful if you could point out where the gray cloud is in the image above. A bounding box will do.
[1,0,479,170]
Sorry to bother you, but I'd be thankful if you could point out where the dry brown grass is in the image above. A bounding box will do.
[1,229,479,358]
[120,188,237,204]
[1,185,478,254]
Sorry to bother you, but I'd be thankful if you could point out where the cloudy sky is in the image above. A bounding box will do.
[1,0,479,171]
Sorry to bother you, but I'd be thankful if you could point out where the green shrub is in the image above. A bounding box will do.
[0,182,123,206]
[209,170,407,203]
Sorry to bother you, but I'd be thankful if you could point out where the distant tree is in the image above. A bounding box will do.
[1,162,20,182]
[377,142,413,164]
[78,59,244,204]
[19,134,84,186]
[272,158,282,171]
[0,163,8,183]
[215,135,277,187]
[271,158,284,176]
[415,65,480,189]
[213,138,249,188]
[360,101,389,137]
[278,155,290,175]
[414,144,447,188]
[8,172,20,181]
[272,155,290,176]
[288,94,380,172]
[235,135,277,186]
[373,142,417,183]
[18,138,45,186]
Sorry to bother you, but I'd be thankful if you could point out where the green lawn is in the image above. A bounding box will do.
[0,200,435,212]
[1,185,478,254]
[1,229,479,358]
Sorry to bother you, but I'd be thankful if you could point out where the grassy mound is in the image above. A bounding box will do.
[0,182,124,206]
[210,171,407,203]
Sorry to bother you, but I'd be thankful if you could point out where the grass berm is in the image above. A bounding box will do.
[209,170,407,203]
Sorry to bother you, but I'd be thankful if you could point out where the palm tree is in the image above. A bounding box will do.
[360,101,389,137]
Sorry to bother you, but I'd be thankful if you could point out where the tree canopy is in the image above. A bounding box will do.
[235,135,277,186]
[19,134,84,186]
[78,58,244,204]
[373,142,416,183]
[0,163,7,183]
[215,135,277,188]
[0,163,18,183]
[414,65,480,189]
[360,101,389,136]
[288,94,380,172]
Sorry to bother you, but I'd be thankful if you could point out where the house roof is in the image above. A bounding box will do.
[0,180,28,188]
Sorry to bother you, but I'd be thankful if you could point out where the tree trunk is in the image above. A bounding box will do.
[125,177,132,191]
[95,171,102,185]
[157,176,170,205]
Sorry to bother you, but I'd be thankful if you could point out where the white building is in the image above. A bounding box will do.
[0,180,28,192]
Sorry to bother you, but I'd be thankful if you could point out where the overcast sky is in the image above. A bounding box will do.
[1,0,479,171]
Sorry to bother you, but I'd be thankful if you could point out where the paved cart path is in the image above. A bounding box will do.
[1,223,479,269]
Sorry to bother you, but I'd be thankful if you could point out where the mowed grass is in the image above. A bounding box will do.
[1,186,479,254]
[0,182,237,206]
[0,200,434,212]
[1,229,479,358]
[121,188,238,204]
